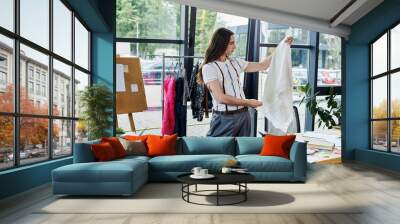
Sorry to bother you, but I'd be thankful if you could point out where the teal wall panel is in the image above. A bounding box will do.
[92,32,114,87]
[92,32,115,136]
[355,148,400,172]
[0,158,72,199]
[345,0,400,171]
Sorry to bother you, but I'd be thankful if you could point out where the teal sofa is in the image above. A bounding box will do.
[52,137,307,196]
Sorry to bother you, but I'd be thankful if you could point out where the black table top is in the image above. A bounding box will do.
[177,172,255,185]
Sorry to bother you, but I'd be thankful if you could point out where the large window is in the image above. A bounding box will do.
[75,18,90,70]
[260,22,309,45]
[116,0,181,39]
[194,10,248,58]
[191,10,249,136]
[20,0,49,49]
[318,34,341,86]
[116,0,183,135]
[115,42,181,135]
[0,0,14,32]
[0,35,13,112]
[371,23,400,153]
[53,0,72,60]
[115,1,342,138]
[0,0,91,170]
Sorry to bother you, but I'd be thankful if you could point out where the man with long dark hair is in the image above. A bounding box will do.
[199,27,293,137]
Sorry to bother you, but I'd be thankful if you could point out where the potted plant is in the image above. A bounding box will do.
[299,83,342,129]
[116,127,125,137]
[79,84,113,140]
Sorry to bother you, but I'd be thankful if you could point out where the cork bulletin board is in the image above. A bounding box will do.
[115,56,147,114]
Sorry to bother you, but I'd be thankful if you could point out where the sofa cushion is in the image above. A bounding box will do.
[53,159,147,183]
[91,142,118,162]
[179,137,235,155]
[235,137,263,155]
[147,134,177,157]
[101,137,127,158]
[114,155,150,164]
[260,134,296,159]
[73,140,100,163]
[148,154,235,172]
[119,138,147,156]
[236,155,293,172]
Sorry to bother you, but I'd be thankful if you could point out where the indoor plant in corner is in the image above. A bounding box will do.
[79,84,113,140]
[299,83,342,129]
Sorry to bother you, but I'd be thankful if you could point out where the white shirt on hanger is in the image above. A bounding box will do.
[261,38,294,134]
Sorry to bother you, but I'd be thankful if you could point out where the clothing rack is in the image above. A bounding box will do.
[161,54,204,119]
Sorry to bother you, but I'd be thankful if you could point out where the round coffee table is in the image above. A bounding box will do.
[177,173,255,206]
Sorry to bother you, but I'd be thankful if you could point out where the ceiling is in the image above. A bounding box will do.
[169,0,384,37]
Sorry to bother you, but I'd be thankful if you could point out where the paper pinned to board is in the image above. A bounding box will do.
[116,64,125,92]
[131,84,139,93]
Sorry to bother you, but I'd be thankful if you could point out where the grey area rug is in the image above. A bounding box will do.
[37,183,362,214]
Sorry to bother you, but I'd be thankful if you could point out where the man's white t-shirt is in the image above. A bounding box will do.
[202,58,249,112]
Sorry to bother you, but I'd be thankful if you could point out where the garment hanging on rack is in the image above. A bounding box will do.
[189,64,203,121]
[174,76,186,136]
[181,67,190,106]
[189,63,213,121]
[162,75,176,135]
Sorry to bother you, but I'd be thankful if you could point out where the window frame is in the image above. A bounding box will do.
[115,3,343,136]
[369,19,400,154]
[0,0,92,171]
[257,22,342,131]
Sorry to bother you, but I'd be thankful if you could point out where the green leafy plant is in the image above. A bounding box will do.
[79,84,113,140]
[116,127,125,136]
[299,83,342,129]
[116,127,125,134]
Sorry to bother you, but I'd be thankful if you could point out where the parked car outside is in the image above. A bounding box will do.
[142,61,177,85]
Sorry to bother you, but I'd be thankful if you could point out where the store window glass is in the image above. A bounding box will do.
[194,10,248,58]
[53,59,72,117]
[116,0,181,39]
[372,121,388,151]
[20,0,49,49]
[116,42,181,135]
[0,116,13,170]
[372,76,387,119]
[75,18,89,70]
[313,95,342,131]
[0,0,14,31]
[318,34,341,86]
[372,33,387,76]
[391,120,400,153]
[391,24,400,70]
[53,0,72,60]
[19,117,49,165]
[75,120,88,143]
[260,22,309,45]
[53,119,72,158]
[391,72,400,118]
[0,35,14,113]
[74,69,89,118]
[20,44,49,115]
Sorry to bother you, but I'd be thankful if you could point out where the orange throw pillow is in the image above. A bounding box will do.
[91,142,117,162]
[146,134,177,157]
[259,134,296,159]
[123,135,150,142]
[101,137,127,158]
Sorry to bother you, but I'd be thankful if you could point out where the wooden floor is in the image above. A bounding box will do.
[1,162,400,224]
